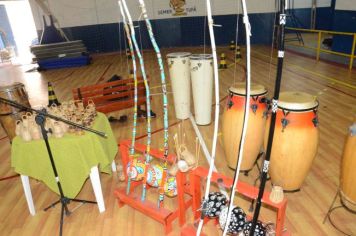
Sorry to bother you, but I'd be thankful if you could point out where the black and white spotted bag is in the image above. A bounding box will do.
[243,220,266,236]
[219,206,247,234]
[204,192,228,218]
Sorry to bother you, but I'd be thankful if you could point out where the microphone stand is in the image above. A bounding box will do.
[0,97,106,236]
[249,0,287,235]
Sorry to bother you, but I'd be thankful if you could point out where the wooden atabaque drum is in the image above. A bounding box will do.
[0,83,31,140]
[267,91,319,191]
[340,120,356,211]
[222,83,267,171]
[167,52,191,120]
[190,54,213,125]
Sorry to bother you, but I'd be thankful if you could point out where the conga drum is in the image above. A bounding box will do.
[190,54,213,125]
[222,83,268,171]
[167,52,191,120]
[0,83,31,140]
[267,91,319,191]
[340,120,356,211]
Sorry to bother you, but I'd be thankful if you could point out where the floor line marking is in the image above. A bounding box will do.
[252,50,356,90]
[0,174,20,182]
[291,65,356,90]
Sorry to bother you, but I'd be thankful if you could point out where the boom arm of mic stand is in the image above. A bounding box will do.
[0,97,107,138]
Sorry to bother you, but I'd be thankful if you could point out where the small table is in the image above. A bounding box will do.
[11,113,118,215]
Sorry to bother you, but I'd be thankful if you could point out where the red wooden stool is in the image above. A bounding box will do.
[181,167,290,236]
[115,140,192,234]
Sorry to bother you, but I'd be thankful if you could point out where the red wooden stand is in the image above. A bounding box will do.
[115,140,192,234]
[181,167,290,236]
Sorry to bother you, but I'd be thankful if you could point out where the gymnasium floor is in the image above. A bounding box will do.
[285,33,356,68]
[0,45,355,235]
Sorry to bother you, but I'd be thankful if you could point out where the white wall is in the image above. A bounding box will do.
[294,0,331,8]
[29,0,332,30]
[335,0,356,11]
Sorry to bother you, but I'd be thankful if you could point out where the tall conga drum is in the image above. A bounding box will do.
[190,54,213,125]
[340,120,356,211]
[222,83,268,171]
[267,91,319,191]
[0,83,31,140]
[167,52,191,120]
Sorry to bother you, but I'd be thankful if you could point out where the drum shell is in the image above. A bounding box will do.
[0,83,31,140]
[190,55,213,125]
[267,108,319,191]
[340,122,356,211]
[167,53,191,119]
[0,112,24,140]
[222,93,267,170]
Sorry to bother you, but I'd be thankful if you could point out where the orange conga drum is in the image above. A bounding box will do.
[267,91,319,191]
[222,83,268,171]
[340,120,356,211]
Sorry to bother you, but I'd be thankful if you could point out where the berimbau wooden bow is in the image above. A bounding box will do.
[120,0,153,201]
[196,0,223,234]
[118,0,139,195]
[137,0,169,208]
[249,1,288,235]
[222,0,252,235]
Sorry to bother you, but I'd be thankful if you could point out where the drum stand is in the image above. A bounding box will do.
[323,189,356,236]
[0,97,106,236]
[241,150,265,176]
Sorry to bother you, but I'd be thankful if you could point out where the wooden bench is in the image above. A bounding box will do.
[72,77,151,115]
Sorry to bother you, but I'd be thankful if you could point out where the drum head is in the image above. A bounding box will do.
[189,54,213,60]
[229,83,267,96]
[0,82,25,93]
[278,91,318,111]
[167,52,191,58]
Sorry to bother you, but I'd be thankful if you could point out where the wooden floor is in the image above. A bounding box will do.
[0,45,355,236]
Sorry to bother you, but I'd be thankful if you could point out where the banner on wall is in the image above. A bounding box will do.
[30,0,330,29]
[153,0,204,19]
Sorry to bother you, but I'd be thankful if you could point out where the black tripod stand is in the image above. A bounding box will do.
[35,111,96,236]
[0,97,107,236]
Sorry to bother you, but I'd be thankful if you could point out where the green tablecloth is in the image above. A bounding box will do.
[11,112,118,198]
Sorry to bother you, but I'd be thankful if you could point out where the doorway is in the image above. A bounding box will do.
[0,0,37,64]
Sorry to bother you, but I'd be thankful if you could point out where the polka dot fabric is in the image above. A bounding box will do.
[219,206,247,234]
[243,220,266,236]
[204,192,228,218]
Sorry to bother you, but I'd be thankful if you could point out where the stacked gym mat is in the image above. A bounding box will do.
[30,40,90,70]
